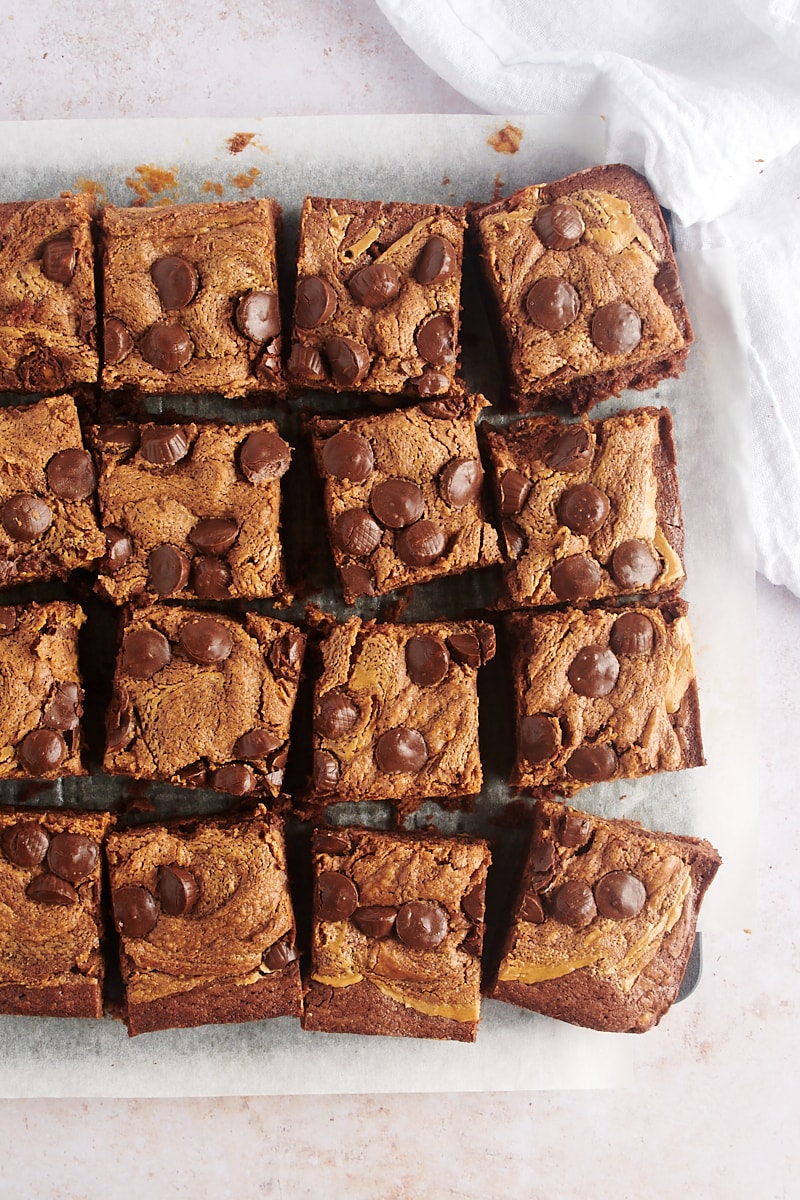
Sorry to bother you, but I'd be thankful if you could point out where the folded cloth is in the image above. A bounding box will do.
[376,0,800,595]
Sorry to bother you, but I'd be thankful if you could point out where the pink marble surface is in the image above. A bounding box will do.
[0,1,797,1195]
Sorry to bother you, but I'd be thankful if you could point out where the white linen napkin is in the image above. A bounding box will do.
[376,0,800,594]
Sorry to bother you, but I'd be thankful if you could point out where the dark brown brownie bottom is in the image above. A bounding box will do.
[125,967,303,1037]
[303,977,478,1043]
[0,980,103,1021]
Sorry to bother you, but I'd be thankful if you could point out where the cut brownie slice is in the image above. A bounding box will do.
[100,199,284,397]
[470,165,693,413]
[308,616,495,815]
[302,825,491,1042]
[307,395,501,603]
[103,605,306,800]
[288,196,466,398]
[0,601,86,780]
[0,808,111,1018]
[0,194,98,392]
[507,603,704,797]
[0,394,106,586]
[106,806,302,1035]
[90,418,292,604]
[484,407,686,608]
[488,799,721,1032]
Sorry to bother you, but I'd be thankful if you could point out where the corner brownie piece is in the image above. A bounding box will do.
[309,616,495,815]
[104,606,306,799]
[470,165,693,412]
[0,808,111,1019]
[507,603,704,797]
[0,395,105,586]
[302,826,491,1041]
[90,418,291,604]
[100,199,284,397]
[106,807,302,1036]
[308,395,501,602]
[488,799,721,1032]
[288,196,466,398]
[484,407,686,608]
[0,194,98,392]
[0,602,86,779]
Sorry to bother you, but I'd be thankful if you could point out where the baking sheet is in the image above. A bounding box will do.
[0,115,755,1095]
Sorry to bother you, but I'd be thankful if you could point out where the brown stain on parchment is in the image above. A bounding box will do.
[230,167,261,191]
[227,132,256,155]
[488,124,523,155]
[125,165,180,206]
[202,180,225,197]
[75,178,108,208]
[492,172,505,201]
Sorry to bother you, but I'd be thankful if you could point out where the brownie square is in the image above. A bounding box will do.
[470,165,693,413]
[90,418,292,604]
[0,394,106,586]
[106,806,302,1035]
[488,799,721,1032]
[302,825,491,1042]
[288,196,466,398]
[484,407,686,608]
[0,601,86,780]
[103,606,306,800]
[0,808,111,1019]
[0,194,98,392]
[507,603,704,797]
[308,395,501,602]
[309,616,495,815]
[100,199,284,397]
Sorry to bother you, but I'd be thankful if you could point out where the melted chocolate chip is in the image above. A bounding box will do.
[439,458,484,509]
[96,424,139,453]
[559,811,593,849]
[235,290,279,341]
[499,470,531,515]
[550,554,602,601]
[45,449,96,501]
[525,277,580,331]
[530,841,557,890]
[405,635,450,686]
[288,343,326,382]
[610,539,661,589]
[654,264,683,307]
[18,729,66,775]
[239,430,291,482]
[395,519,446,567]
[316,692,359,739]
[461,884,485,923]
[550,880,597,928]
[139,425,189,466]
[101,526,133,573]
[269,630,304,679]
[41,237,76,284]
[177,761,208,788]
[105,693,134,752]
[348,261,400,308]
[534,203,585,250]
[566,743,618,783]
[192,556,232,599]
[314,829,350,855]
[43,681,81,731]
[321,431,374,482]
[502,520,526,558]
[594,871,647,920]
[140,322,193,372]
[312,750,340,792]
[333,509,382,557]
[113,886,159,938]
[265,940,299,970]
[396,900,448,949]
[0,607,17,634]
[567,645,620,697]
[151,255,198,309]
[1,494,52,542]
[416,314,455,367]
[157,865,199,916]
[446,632,482,669]
[591,302,642,355]
[375,727,428,773]
[103,318,134,365]
[415,236,455,285]
[416,369,449,398]
[122,627,172,679]
[610,612,655,656]
[296,276,338,328]
[370,479,424,529]
[353,905,398,939]
[316,870,359,920]
[519,892,545,923]
[27,873,77,906]
[189,518,239,555]
[179,617,233,664]
[148,544,190,595]
[543,426,592,473]
[47,832,98,883]
[325,336,370,388]
[340,563,375,598]
[234,729,283,760]
[519,714,559,764]
[557,484,610,536]
[1,822,49,868]
[211,763,256,796]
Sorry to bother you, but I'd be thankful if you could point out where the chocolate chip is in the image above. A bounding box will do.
[396,900,448,949]
[559,811,593,848]
[502,520,526,558]
[595,870,647,920]
[148,545,190,596]
[239,430,291,482]
[439,458,484,509]
[543,426,592,473]
[611,540,660,589]
[192,556,232,599]
[43,682,81,731]
[550,880,596,927]
[333,509,382,557]
[101,527,133,573]
[235,290,279,341]
[316,692,359,739]
[45,449,96,501]
[530,841,557,890]
[113,886,159,937]
[446,632,482,669]
[519,714,559,764]
[525,277,580,331]
[27,873,77,906]
[416,369,449,397]
[96,424,139,453]
[321,430,374,482]
[325,336,370,388]
[375,727,428,773]
[157,865,199,916]
[151,255,198,309]
[179,618,233,664]
[416,314,455,367]
[41,237,76,284]
[105,693,134,752]
[288,343,326,382]
[566,743,618,782]
[0,607,17,634]
[654,264,683,308]
[122,627,171,679]
[269,630,304,679]
[550,554,601,601]
[314,829,350,855]
[610,612,655,655]
[139,425,190,466]
[519,892,545,923]
[395,519,446,567]
[211,763,255,796]
[316,870,359,920]
[591,302,642,355]
[18,729,66,775]
[370,478,424,529]
[47,832,98,883]
[103,317,133,365]
[499,470,531,515]
[255,347,281,385]
[567,645,620,697]
[140,322,193,372]
[1,822,49,868]
[348,261,400,308]
[189,518,238,555]
[296,276,337,328]
[461,884,485,923]
[265,940,299,970]
[312,750,339,792]
[415,235,455,285]
[353,905,398,938]
[405,635,450,686]
[534,203,585,250]
[340,563,375,597]
[1,494,52,541]
[557,484,610,535]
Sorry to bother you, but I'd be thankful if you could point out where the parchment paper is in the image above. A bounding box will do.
[0,115,754,1095]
